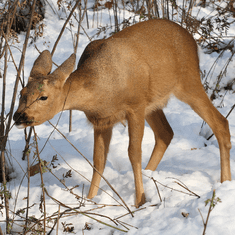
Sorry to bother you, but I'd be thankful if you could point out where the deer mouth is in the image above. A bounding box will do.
[15,123,27,129]
[15,120,35,129]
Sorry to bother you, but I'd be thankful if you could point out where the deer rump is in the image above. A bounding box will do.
[13,19,231,208]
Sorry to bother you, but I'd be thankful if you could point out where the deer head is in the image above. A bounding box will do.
[13,50,76,128]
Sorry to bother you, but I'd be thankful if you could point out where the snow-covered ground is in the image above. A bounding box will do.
[1,1,235,234]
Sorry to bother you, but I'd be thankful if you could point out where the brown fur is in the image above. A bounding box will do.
[14,19,231,208]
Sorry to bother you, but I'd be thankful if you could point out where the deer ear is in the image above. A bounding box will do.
[29,50,52,80]
[51,53,76,87]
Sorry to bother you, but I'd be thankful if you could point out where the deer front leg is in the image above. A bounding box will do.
[87,127,112,199]
[127,109,146,208]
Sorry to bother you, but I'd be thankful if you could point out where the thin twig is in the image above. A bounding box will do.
[115,203,159,220]
[115,219,133,230]
[1,11,10,235]
[48,121,133,217]
[202,189,216,235]
[22,127,33,160]
[51,0,81,56]
[174,181,200,198]
[23,133,31,235]
[143,173,200,198]
[2,31,23,87]
[4,0,37,150]
[74,0,86,54]
[44,163,92,203]
[151,177,162,202]
[167,177,200,198]
[1,0,21,232]
[48,139,130,211]
[69,0,88,132]
[33,127,46,235]
[198,208,205,226]
[45,190,128,233]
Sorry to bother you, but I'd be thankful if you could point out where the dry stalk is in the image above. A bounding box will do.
[4,0,37,138]
[113,0,119,32]
[47,134,131,212]
[51,0,81,56]
[70,0,88,132]
[168,177,200,198]
[9,0,20,30]
[115,203,159,221]
[23,128,31,234]
[45,190,128,234]
[1,0,21,233]
[80,24,92,41]
[22,127,33,161]
[1,21,9,235]
[143,173,200,198]
[151,177,162,202]
[118,217,139,230]
[48,120,133,217]
[1,0,38,228]
[33,127,46,235]
[74,0,88,54]
[44,163,92,203]
[0,152,9,233]
[199,189,219,235]
[2,31,24,87]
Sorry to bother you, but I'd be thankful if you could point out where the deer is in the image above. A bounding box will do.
[13,19,232,208]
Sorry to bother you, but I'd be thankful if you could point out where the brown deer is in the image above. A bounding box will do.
[13,19,231,208]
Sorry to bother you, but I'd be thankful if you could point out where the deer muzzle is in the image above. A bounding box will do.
[13,111,34,129]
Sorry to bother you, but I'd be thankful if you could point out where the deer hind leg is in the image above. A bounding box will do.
[127,107,146,208]
[145,109,174,171]
[87,127,112,199]
[175,81,231,182]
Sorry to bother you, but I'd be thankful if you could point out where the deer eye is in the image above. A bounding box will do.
[39,96,48,101]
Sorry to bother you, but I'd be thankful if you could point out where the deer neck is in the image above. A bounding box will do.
[62,70,96,113]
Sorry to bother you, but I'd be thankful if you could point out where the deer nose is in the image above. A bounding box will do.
[13,111,27,124]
